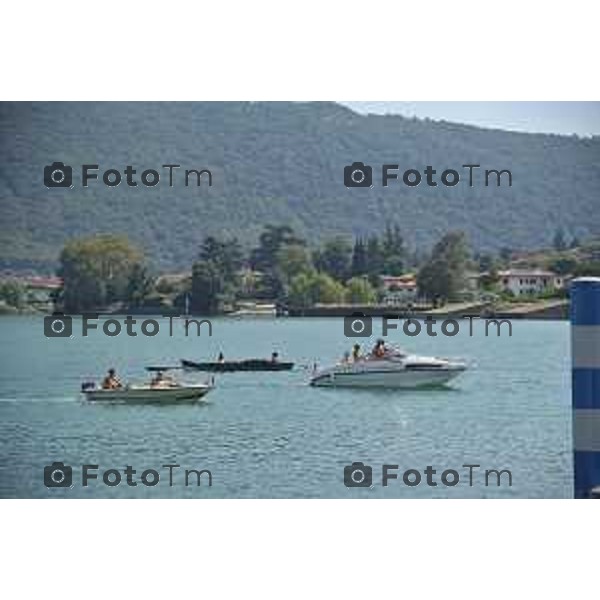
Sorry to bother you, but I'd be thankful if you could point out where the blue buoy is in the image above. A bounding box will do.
[571,277,600,498]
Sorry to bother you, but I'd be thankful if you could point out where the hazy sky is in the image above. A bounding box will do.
[340,102,600,137]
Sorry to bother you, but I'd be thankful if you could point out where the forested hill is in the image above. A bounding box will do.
[1,101,599,271]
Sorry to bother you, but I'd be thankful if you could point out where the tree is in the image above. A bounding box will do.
[126,264,154,308]
[199,236,244,283]
[499,247,512,265]
[365,236,384,278]
[417,231,470,302]
[351,238,368,277]
[477,253,495,273]
[276,244,313,287]
[314,237,352,282]
[250,224,305,272]
[287,270,345,308]
[381,224,405,275]
[345,276,377,304]
[550,257,577,275]
[58,234,144,312]
[191,235,245,313]
[250,224,306,299]
[191,261,223,314]
[553,227,567,251]
[0,279,26,308]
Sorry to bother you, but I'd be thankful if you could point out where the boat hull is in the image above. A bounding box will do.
[310,365,465,388]
[181,359,294,372]
[83,385,213,404]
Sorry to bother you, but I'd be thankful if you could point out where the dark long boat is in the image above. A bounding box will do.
[181,358,295,372]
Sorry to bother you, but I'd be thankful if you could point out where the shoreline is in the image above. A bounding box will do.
[0,300,570,320]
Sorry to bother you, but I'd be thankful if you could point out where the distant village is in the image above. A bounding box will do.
[0,226,598,319]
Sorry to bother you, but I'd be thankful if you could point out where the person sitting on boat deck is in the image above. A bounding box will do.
[150,371,164,388]
[270,351,279,363]
[217,352,225,364]
[151,370,174,388]
[371,339,387,359]
[102,368,122,390]
[352,343,362,362]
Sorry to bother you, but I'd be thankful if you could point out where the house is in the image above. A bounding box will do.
[496,269,566,296]
[380,274,418,305]
[23,276,62,304]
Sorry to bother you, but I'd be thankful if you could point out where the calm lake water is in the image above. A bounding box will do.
[0,315,572,498]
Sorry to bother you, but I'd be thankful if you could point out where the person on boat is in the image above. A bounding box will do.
[352,343,362,362]
[270,351,279,363]
[102,368,122,390]
[150,371,163,387]
[151,370,173,388]
[217,352,225,364]
[371,339,387,359]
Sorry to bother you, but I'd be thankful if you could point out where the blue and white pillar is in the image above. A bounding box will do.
[571,277,600,498]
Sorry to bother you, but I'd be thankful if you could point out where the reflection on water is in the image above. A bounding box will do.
[0,315,572,498]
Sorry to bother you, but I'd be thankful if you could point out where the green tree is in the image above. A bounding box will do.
[345,276,377,304]
[200,236,244,281]
[382,224,405,275]
[351,238,368,277]
[417,231,470,302]
[365,236,384,278]
[314,237,352,281]
[191,261,223,314]
[553,227,567,251]
[550,257,577,275]
[276,244,313,287]
[126,264,154,308]
[58,234,144,312]
[0,279,26,308]
[250,224,305,272]
[288,270,345,307]
[250,224,306,299]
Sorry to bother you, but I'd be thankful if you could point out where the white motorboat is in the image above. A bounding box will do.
[310,347,467,389]
[82,383,214,404]
[81,369,214,404]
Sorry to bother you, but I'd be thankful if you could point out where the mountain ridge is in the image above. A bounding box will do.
[0,101,599,271]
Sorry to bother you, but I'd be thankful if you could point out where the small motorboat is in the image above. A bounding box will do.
[81,369,214,404]
[310,347,467,389]
[181,358,294,372]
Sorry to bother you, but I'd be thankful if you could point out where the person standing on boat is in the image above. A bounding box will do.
[217,352,225,364]
[270,351,279,363]
[352,344,362,362]
[102,368,122,390]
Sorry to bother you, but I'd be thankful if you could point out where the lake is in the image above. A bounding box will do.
[0,315,572,498]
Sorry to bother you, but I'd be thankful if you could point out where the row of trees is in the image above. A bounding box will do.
[190,224,411,312]
[54,225,471,313]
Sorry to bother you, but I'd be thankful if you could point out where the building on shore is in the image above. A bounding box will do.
[496,269,567,296]
[380,274,418,306]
